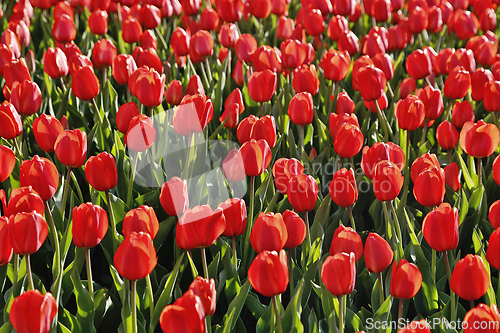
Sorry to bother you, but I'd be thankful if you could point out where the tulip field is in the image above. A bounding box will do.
[2,0,500,332]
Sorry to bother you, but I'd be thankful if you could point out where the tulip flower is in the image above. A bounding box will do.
[10,80,42,116]
[410,153,442,181]
[398,320,432,333]
[288,174,319,213]
[329,225,363,262]
[406,49,432,80]
[114,232,157,281]
[1,186,44,218]
[413,167,445,207]
[218,198,247,237]
[450,254,489,301]
[361,142,405,179]
[390,259,422,299]
[372,161,404,202]
[215,0,244,23]
[282,210,307,249]
[123,206,159,241]
[394,95,425,131]
[190,30,214,60]
[176,205,226,250]
[52,14,76,43]
[43,47,68,79]
[444,163,461,192]
[0,101,22,140]
[68,54,93,75]
[10,290,57,333]
[222,148,246,183]
[20,156,60,202]
[237,115,276,148]
[248,250,289,297]
[321,252,356,297]
[494,156,500,188]
[112,54,137,86]
[54,129,87,168]
[0,217,13,265]
[333,122,364,158]
[32,114,64,152]
[272,158,304,195]
[165,80,184,106]
[124,114,157,152]
[189,276,216,316]
[129,66,165,108]
[10,211,48,256]
[71,66,100,101]
[329,168,358,208]
[452,100,474,129]
[321,49,351,82]
[338,30,360,56]
[251,45,283,73]
[421,203,459,252]
[281,39,310,69]
[460,120,500,159]
[85,152,118,192]
[72,203,109,248]
[122,17,143,44]
[463,304,500,333]
[436,121,459,150]
[172,94,214,135]
[484,81,500,113]
[292,64,319,95]
[250,212,288,253]
[234,34,257,64]
[486,229,500,271]
[218,23,239,48]
[0,145,15,182]
[277,16,294,40]
[364,232,394,273]
[443,66,471,100]
[115,102,140,134]
[160,177,189,217]
[140,4,161,29]
[471,68,494,102]
[159,290,205,333]
[358,66,386,102]
[289,92,313,126]
[247,69,277,103]
[4,59,31,90]
[88,9,108,35]
[239,139,272,177]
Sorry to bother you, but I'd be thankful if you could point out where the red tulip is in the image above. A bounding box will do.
[124,114,157,152]
[176,205,226,250]
[406,49,432,80]
[10,80,41,116]
[327,15,349,41]
[303,8,325,36]
[288,174,318,213]
[165,80,184,106]
[452,100,474,129]
[251,45,283,73]
[444,162,461,192]
[272,158,304,195]
[443,66,471,100]
[329,168,358,208]
[189,276,216,316]
[85,152,117,192]
[372,160,404,202]
[4,59,31,90]
[289,92,313,126]
[364,232,393,273]
[129,66,165,107]
[215,0,244,23]
[471,68,494,102]
[0,101,22,140]
[329,224,363,261]
[140,4,161,29]
[292,64,319,95]
[248,250,288,297]
[68,54,92,75]
[54,129,87,168]
[10,211,48,255]
[334,122,364,158]
[451,254,490,300]
[494,156,500,187]
[239,139,272,177]
[361,142,405,179]
[88,9,108,35]
[123,205,159,240]
[20,156,60,201]
[280,39,310,69]
[484,81,500,113]
[422,203,459,252]
[72,203,108,248]
[413,166,445,207]
[277,16,294,40]
[247,69,277,103]
[398,77,417,99]
[122,17,143,44]
[321,49,350,82]
[237,115,276,148]
[160,177,189,217]
[43,47,68,79]
[52,14,76,43]
[218,23,239,48]
[159,290,205,333]
[114,232,157,281]
[358,66,386,102]
[112,54,137,86]
[321,252,356,296]
[250,212,288,253]
[9,290,57,333]
[451,10,479,40]
[335,92,355,115]
[282,210,306,249]
[71,66,100,101]
[460,120,500,158]
[338,30,360,56]
[415,86,443,121]
[463,304,500,333]
[116,102,140,134]
[218,198,247,237]
[390,259,422,299]
[185,74,205,96]
[190,30,214,60]
[398,320,432,333]
[0,145,15,183]
[234,34,257,64]
[486,229,500,271]
[172,94,214,135]
[436,121,459,150]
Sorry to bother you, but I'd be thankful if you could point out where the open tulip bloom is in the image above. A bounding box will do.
[4,2,500,333]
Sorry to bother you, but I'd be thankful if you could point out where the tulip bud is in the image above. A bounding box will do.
[0,145,15,183]
[123,205,159,240]
[460,120,500,158]
[321,252,356,296]
[250,212,288,253]
[10,290,57,333]
[10,211,49,255]
[71,66,100,101]
[10,80,42,116]
[0,101,22,140]
[248,250,288,297]
[288,174,319,213]
[239,139,272,177]
[20,156,60,201]
[450,254,490,300]
[88,9,108,35]
[159,290,205,333]
[329,168,358,208]
[176,206,226,250]
[390,259,422,299]
[54,129,87,168]
[0,217,12,265]
[372,160,404,202]
[72,203,109,248]
[364,232,393,273]
[85,152,118,192]
[329,225,363,261]
[114,232,157,281]
[125,114,157,152]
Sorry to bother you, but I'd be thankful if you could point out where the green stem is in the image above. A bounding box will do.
[331,82,341,114]
[126,151,139,208]
[347,206,356,231]
[60,167,72,220]
[420,121,428,146]
[182,134,193,179]
[375,100,389,142]
[478,158,483,188]
[13,137,23,161]
[199,59,210,89]
[431,249,436,283]
[325,82,333,115]
[232,236,237,269]
[470,300,475,310]
[105,190,118,252]
[287,249,294,299]
[12,254,19,296]
[382,201,392,247]
[339,295,345,333]
[201,247,209,279]
[403,131,410,191]
[444,251,456,322]
[205,58,213,82]
[85,248,94,301]
[91,98,103,124]
[131,280,137,333]
[59,77,67,92]
[243,176,255,269]
[398,298,403,323]
[272,295,283,333]
[378,272,384,306]
[388,200,403,251]
[305,211,311,253]
[146,274,155,333]
[299,125,305,153]
[44,202,61,302]
[26,255,34,291]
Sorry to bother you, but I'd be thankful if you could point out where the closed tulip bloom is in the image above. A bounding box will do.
[112,54,137,86]
[251,45,283,73]
[280,39,309,69]
[303,8,325,36]
[215,0,244,22]
[321,252,356,297]
[471,68,494,102]
[248,250,288,297]
[71,66,99,101]
[0,145,15,182]
[329,168,358,208]
[338,30,360,56]
[410,153,441,183]
[329,225,363,262]
[486,229,500,270]
[189,277,216,316]
[444,66,471,100]
[10,211,48,255]
[460,120,500,158]
[10,80,42,116]
[250,212,288,253]
[176,205,226,250]
[237,115,276,148]
[72,203,108,248]
[160,177,189,217]
[165,80,184,106]
[190,30,214,60]
[88,9,108,35]
[452,10,479,40]
[406,49,432,80]
[282,210,306,249]
[451,254,489,300]
[0,101,22,140]
[364,232,393,273]
[68,54,93,75]
[399,77,417,99]
[159,290,205,333]
[125,114,157,152]
[43,47,68,79]
[9,290,57,333]
[239,139,272,176]
[292,64,319,95]
[185,75,205,96]
[444,163,461,192]
[494,156,500,187]
[321,50,351,82]
[234,34,257,64]
[114,232,157,281]
[52,14,76,43]
[122,17,143,44]
[123,205,159,240]
[436,121,459,150]
[4,59,31,90]
[484,81,500,113]
[335,92,355,115]
[272,158,304,195]
[414,167,446,207]
[361,142,405,179]
[395,95,425,131]
[449,48,475,74]
[116,102,140,134]
[218,198,247,237]
[289,92,313,126]
[390,259,422,299]
[85,152,118,191]
[372,160,404,202]
[129,66,165,107]
[2,187,44,220]
[277,16,294,40]
[222,148,246,183]
[358,66,386,102]
[372,53,394,81]
[20,156,60,201]
[140,4,161,29]
[398,320,432,333]
[54,129,87,168]
[173,94,214,135]
[334,123,364,158]
[288,174,318,213]
[247,69,277,103]
[463,304,500,333]
[422,203,459,252]
[0,216,12,265]
[171,27,190,57]
[415,86,443,121]
[327,15,349,41]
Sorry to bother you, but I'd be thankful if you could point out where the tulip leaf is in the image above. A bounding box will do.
[308,308,318,333]
[256,302,274,333]
[153,217,176,250]
[110,265,125,303]
[472,228,497,306]
[458,154,475,189]
[345,308,363,332]
[221,280,250,333]
[70,249,96,333]
[468,185,485,215]
[311,194,330,242]
[287,130,300,159]
[457,189,469,225]
[0,322,12,333]
[245,291,267,319]
[59,308,81,333]
[150,253,184,333]
[282,279,305,333]
[304,123,314,147]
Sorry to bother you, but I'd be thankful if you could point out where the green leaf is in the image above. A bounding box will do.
[150,253,185,332]
[222,280,251,333]
[0,322,12,333]
[70,249,96,333]
[110,265,125,303]
[458,154,475,189]
[282,279,305,333]
[468,185,485,215]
